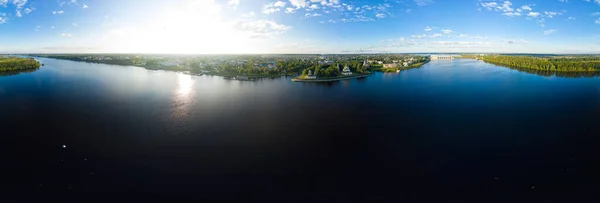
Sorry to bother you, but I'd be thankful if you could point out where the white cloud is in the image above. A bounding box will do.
[481,2,498,10]
[544,11,561,18]
[289,0,308,8]
[558,0,568,2]
[306,4,320,11]
[429,33,442,38]
[0,12,6,24]
[376,13,386,18]
[82,4,88,9]
[274,0,286,7]
[567,17,575,20]
[0,0,32,18]
[543,29,557,35]
[285,7,297,13]
[411,34,427,38]
[72,23,78,26]
[520,5,532,11]
[53,10,65,15]
[60,33,73,37]
[234,20,292,39]
[592,12,600,16]
[263,4,281,14]
[414,0,434,6]
[424,26,432,31]
[303,12,321,17]
[596,17,600,24]
[503,12,521,17]
[241,11,255,18]
[227,0,240,8]
[263,1,287,14]
[441,29,453,34]
[13,0,27,9]
[499,1,513,12]
[481,1,527,17]
[527,12,540,17]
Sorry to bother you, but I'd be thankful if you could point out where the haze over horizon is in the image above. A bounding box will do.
[1,0,600,54]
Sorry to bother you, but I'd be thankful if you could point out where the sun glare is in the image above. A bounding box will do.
[106,0,253,54]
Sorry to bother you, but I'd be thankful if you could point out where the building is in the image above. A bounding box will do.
[383,63,398,68]
[306,70,317,79]
[403,62,409,67]
[342,65,353,76]
[431,55,453,60]
[162,61,179,67]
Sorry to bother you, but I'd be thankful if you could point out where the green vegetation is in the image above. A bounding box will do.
[32,54,317,77]
[482,55,600,72]
[455,55,480,59]
[300,62,368,78]
[498,63,600,78]
[0,56,41,72]
[29,54,430,79]
[370,56,430,73]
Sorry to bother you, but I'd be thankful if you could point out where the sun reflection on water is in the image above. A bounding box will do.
[171,73,196,122]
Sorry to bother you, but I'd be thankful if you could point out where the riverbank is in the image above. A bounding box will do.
[482,55,600,72]
[291,72,373,82]
[374,61,430,73]
[33,56,297,81]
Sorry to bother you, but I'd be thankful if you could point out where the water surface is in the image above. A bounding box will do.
[2,58,600,202]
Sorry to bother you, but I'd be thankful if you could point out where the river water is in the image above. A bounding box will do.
[2,58,600,202]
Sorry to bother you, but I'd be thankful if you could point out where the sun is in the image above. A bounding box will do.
[105,0,253,54]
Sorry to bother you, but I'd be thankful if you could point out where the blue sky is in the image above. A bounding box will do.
[1,0,600,54]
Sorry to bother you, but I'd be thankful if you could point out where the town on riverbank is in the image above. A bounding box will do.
[13,54,600,80]
[291,56,430,82]
[25,54,430,81]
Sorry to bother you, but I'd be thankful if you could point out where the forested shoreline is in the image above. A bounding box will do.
[482,55,600,72]
[0,57,41,72]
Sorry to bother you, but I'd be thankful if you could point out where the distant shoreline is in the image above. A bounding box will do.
[291,73,373,82]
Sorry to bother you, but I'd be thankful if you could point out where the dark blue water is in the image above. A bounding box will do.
[2,58,600,202]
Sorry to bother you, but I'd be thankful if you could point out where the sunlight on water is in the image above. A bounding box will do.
[171,73,196,122]
[177,73,194,96]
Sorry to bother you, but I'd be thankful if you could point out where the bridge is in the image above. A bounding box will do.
[430,55,454,60]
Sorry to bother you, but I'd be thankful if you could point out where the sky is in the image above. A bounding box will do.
[1,0,600,54]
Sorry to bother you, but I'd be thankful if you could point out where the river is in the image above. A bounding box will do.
[2,58,600,202]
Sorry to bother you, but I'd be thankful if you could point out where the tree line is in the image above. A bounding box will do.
[0,57,41,72]
[301,62,368,77]
[482,55,600,72]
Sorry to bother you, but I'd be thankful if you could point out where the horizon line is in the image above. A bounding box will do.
[3,52,600,55]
